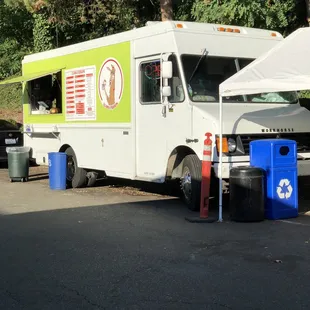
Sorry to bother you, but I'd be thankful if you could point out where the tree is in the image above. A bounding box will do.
[160,0,173,21]
[174,0,195,21]
[5,0,157,45]
[306,0,310,25]
[0,1,33,47]
[33,12,54,52]
[0,1,33,78]
[191,0,307,36]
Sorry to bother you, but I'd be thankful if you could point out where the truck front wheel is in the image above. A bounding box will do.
[65,147,87,188]
[180,154,201,211]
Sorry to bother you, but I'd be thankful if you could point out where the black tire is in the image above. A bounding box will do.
[65,147,87,188]
[180,154,202,211]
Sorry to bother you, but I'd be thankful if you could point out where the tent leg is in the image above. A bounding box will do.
[218,96,223,223]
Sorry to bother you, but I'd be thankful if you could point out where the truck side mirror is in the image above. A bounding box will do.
[162,86,171,97]
[162,61,173,79]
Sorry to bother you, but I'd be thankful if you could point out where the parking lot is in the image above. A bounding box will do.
[1,165,310,309]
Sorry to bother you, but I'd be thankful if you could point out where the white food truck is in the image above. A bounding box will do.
[2,20,310,211]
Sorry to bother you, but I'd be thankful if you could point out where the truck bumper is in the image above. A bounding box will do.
[213,159,310,179]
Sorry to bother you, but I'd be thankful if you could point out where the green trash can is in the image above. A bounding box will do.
[6,146,31,182]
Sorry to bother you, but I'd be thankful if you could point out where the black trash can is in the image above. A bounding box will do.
[229,166,265,222]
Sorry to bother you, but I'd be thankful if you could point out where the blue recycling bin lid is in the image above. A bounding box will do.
[250,139,297,169]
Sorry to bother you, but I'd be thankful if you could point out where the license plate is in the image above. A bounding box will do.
[5,139,16,145]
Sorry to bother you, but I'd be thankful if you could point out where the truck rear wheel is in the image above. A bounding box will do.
[65,147,87,188]
[180,154,201,211]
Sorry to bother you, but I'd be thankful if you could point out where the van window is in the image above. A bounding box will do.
[140,54,185,104]
[28,72,62,114]
[181,55,298,104]
[140,60,161,104]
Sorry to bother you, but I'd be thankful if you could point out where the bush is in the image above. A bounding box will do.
[0,82,22,110]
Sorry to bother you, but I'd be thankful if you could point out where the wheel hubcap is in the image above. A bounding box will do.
[181,168,192,203]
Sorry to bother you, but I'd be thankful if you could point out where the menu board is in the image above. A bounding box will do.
[65,66,96,121]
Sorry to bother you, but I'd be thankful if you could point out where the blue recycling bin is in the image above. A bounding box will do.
[250,139,298,220]
[48,152,67,190]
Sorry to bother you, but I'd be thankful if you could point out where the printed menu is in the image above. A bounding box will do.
[65,66,96,121]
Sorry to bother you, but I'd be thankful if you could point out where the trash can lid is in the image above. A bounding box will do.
[230,166,265,178]
[6,146,31,153]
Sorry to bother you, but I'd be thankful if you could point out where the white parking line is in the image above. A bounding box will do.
[278,219,310,227]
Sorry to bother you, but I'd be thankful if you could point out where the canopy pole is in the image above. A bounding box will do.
[218,95,223,222]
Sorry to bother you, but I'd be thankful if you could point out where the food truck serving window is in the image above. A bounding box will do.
[28,72,62,115]
[0,68,64,114]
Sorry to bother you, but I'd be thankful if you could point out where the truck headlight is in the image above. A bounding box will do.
[228,138,237,153]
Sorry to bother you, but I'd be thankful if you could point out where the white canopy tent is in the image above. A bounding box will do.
[217,26,310,222]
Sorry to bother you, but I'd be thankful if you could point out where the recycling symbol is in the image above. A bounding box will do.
[276,179,293,200]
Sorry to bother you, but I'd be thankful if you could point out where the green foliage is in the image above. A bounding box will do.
[192,0,307,35]
[192,0,263,28]
[299,90,310,99]
[0,39,31,79]
[174,0,195,21]
[6,0,160,47]
[33,12,54,52]
[0,82,22,110]
[0,1,33,47]
[0,1,33,79]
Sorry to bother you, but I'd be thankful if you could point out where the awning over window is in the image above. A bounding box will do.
[0,68,65,86]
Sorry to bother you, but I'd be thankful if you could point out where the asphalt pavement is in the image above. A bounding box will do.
[0,166,310,310]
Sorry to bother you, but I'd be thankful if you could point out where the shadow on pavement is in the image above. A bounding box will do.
[0,200,310,309]
[298,176,310,213]
[95,177,182,197]
[0,164,49,182]
[95,176,310,215]
[27,173,49,182]
[1,161,309,214]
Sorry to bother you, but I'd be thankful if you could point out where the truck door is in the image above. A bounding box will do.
[135,53,191,182]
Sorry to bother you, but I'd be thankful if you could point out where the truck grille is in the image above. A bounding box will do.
[240,133,310,154]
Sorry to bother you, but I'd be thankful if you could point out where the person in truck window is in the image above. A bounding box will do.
[46,73,62,112]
